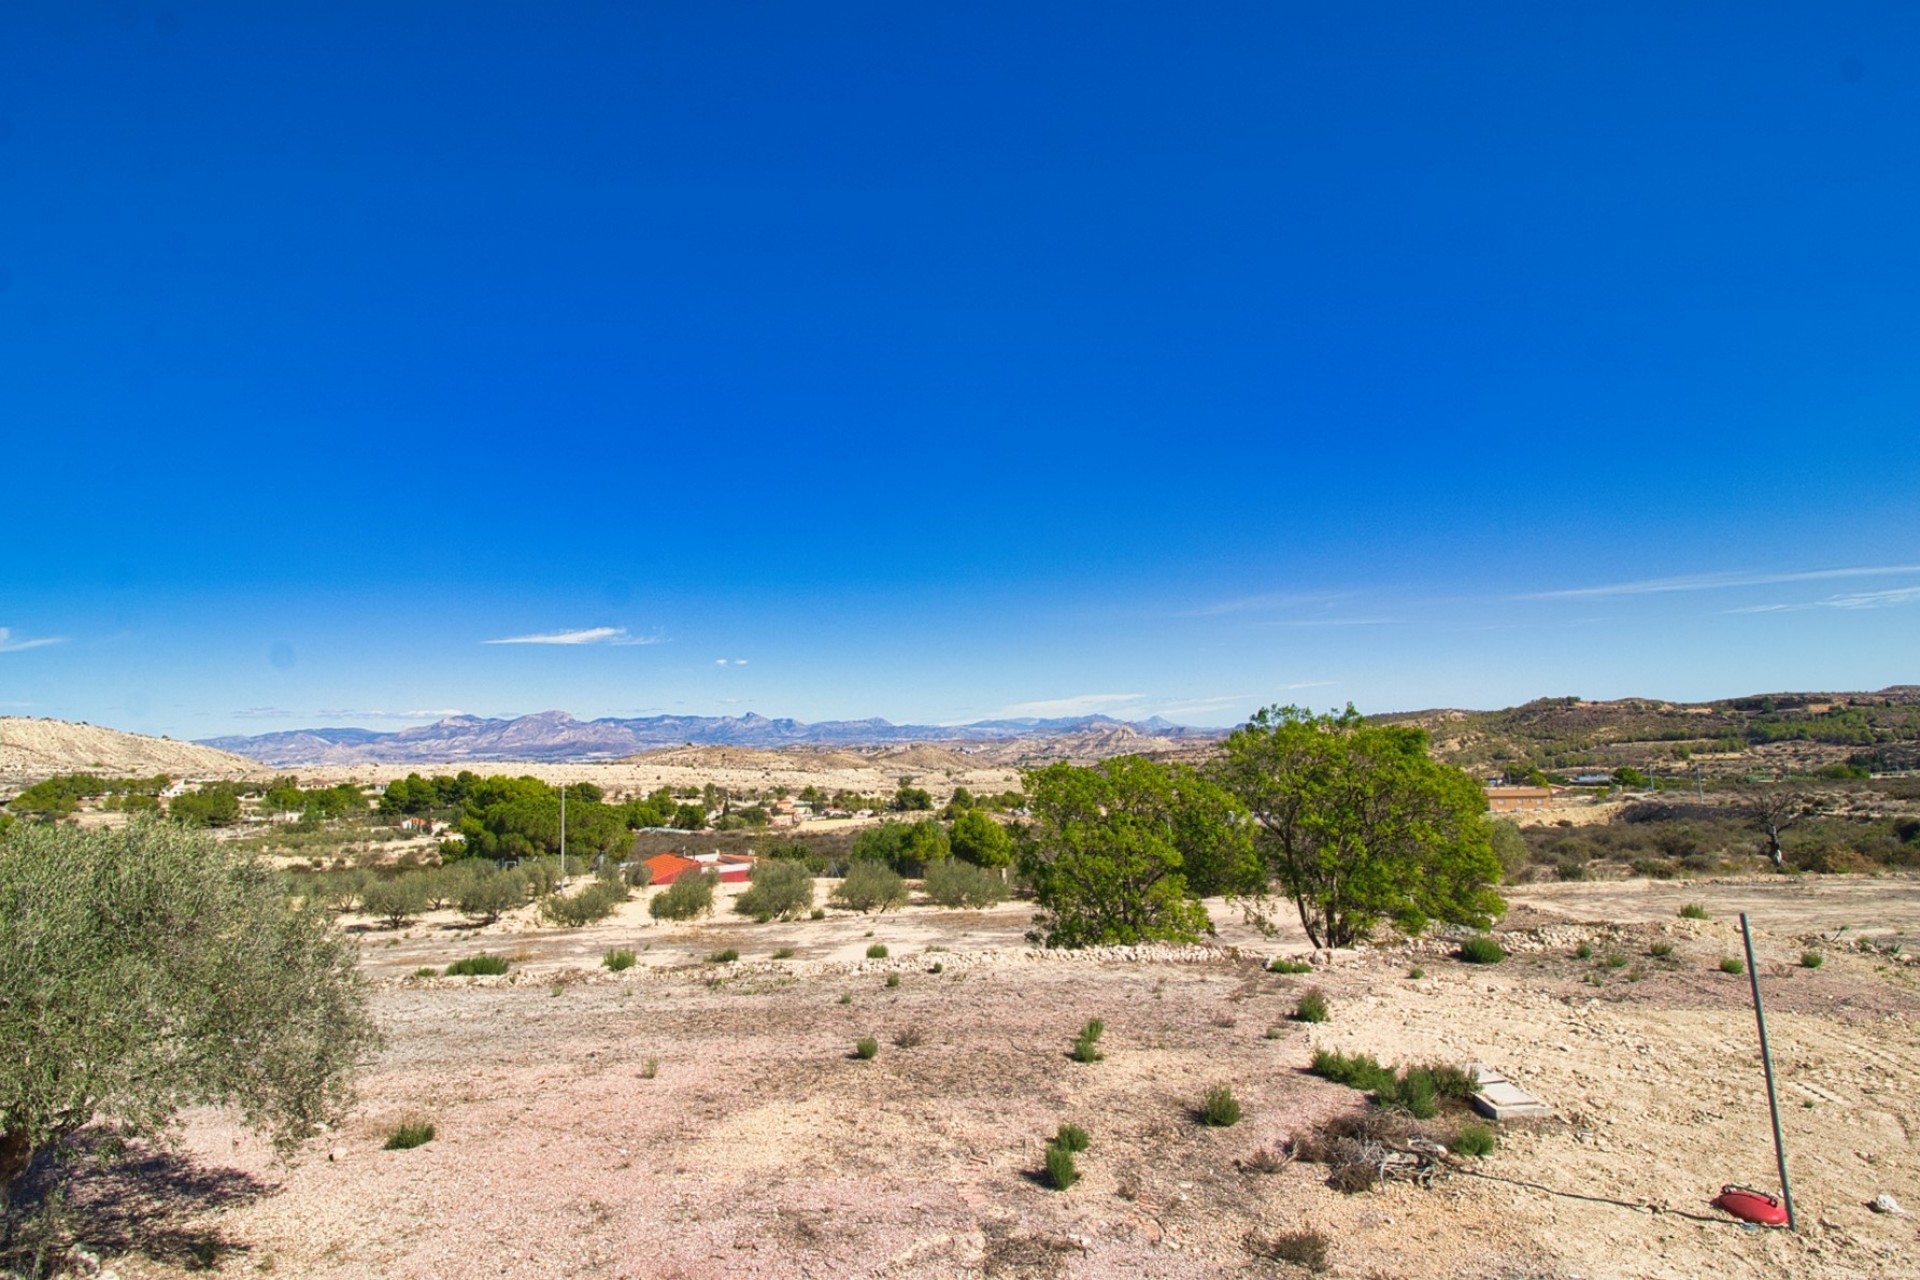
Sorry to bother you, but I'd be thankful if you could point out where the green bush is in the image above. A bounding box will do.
[1456,936,1505,964]
[1649,941,1674,958]
[1407,966,1425,979]
[734,859,815,921]
[1719,956,1744,975]
[457,868,526,925]
[833,862,908,914]
[1072,1017,1105,1063]
[706,948,739,964]
[1200,1085,1242,1127]
[541,879,627,927]
[866,942,889,959]
[1308,1050,1473,1120]
[854,1036,879,1060]
[383,1121,435,1150]
[1453,1121,1497,1158]
[445,953,510,976]
[411,966,439,979]
[1801,950,1824,969]
[1679,903,1709,920]
[1043,1141,1079,1191]
[922,858,1011,908]
[361,874,430,929]
[1267,957,1314,974]
[885,973,901,988]
[603,948,636,971]
[650,870,718,921]
[1292,988,1330,1023]
[1602,952,1628,969]
[1052,1123,1090,1153]
[1574,943,1593,960]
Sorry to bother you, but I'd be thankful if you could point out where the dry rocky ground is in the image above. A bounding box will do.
[41,874,1920,1280]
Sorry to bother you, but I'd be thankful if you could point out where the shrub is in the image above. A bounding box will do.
[734,860,815,921]
[541,879,627,927]
[1072,1017,1106,1063]
[1574,943,1593,960]
[650,871,718,921]
[1293,988,1330,1023]
[1245,1229,1329,1271]
[640,1057,659,1079]
[1407,966,1425,979]
[1603,952,1628,969]
[1267,957,1313,974]
[1052,1123,1090,1153]
[834,863,908,914]
[458,868,526,925]
[772,947,796,960]
[837,992,853,1005]
[1456,936,1505,964]
[445,953,510,976]
[1043,1141,1079,1191]
[1679,903,1709,920]
[1719,956,1745,975]
[383,1121,435,1150]
[922,858,1011,908]
[603,948,636,971]
[362,875,430,929]
[411,966,439,979]
[928,961,944,974]
[885,973,900,988]
[854,1037,879,1060]
[809,907,826,920]
[866,943,889,959]
[893,1025,926,1048]
[1801,950,1824,969]
[1649,941,1674,958]
[1452,1121,1497,1157]
[706,948,739,964]
[1200,1085,1242,1127]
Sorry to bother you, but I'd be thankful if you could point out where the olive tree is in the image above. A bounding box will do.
[0,820,379,1211]
[1213,705,1504,949]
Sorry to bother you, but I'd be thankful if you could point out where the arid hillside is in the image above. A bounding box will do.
[0,717,263,791]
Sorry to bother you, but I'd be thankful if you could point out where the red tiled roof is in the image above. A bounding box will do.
[643,853,701,886]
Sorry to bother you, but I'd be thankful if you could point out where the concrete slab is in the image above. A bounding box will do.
[1467,1062,1556,1120]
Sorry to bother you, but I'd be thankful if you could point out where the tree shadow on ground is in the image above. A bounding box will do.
[7,1133,273,1273]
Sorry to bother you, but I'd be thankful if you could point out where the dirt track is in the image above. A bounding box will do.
[63,876,1920,1279]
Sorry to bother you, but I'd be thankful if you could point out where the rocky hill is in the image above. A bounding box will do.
[0,717,264,790]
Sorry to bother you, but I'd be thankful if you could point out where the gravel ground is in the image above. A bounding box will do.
[44,877,1920,1280]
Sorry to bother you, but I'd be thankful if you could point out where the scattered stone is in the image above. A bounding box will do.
[1868,1194,1904,1215]
[329,1145,348,1163]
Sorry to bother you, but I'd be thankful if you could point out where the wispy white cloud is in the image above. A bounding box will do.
[1726,585,1920,615]
[1522,564,1920,601]
[317,708,469,720]
[484,626,662,646]
[0,627,63,653]
[988,692,1146,718]
[714,658,749,666]
[233,706,290,719]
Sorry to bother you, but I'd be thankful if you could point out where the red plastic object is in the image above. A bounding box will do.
[1714,1185,1789,1226]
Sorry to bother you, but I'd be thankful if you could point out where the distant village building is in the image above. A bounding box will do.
[1484,785,1556,813]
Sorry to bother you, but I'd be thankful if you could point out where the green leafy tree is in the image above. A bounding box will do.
[1018,757,1222,948]
[892,784,933,812]
[831,862,908,913]
[649,871,718,920]
[922,858,1011,908]
[0,820,378,1211]
[734,860,815,921]
[362,874,429,929]
[949,809,1015,868]
[169,785,241,828]
[1212,705,1504,949]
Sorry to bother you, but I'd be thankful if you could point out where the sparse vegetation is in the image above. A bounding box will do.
[1200,1085,1242,1127]
[1293,988,1330,1023]
[892,1025,925,1048]
[866,943,889,959]
[1308,1049,1474,1120]
[854,1036,879,1060]
[603,948,636,971]
[1680,903,1709,920]
[1802,950,1824,968]
[1072,1018,1106,1063]
[885,973,900,989]
[1453,1121,1497,1157]
[411,966,439,979]
[1574,942,1593,960]
[1719,956,1745,975]
[1043,1140,1080,1191]
[1649,941,1674,958]
[445,953,510,976]
[706,948,739,964]
[639,1057,659,1079]
[1407,966,1425,979]
[1267,957,1313,974]
[384,1121,435,1150]
[1244,1228,1330,1272]
[771,947,796,960]
[1456,935,1506,964]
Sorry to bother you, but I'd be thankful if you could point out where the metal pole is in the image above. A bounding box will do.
[1740,912,1796,1231]
[559,783,567,890]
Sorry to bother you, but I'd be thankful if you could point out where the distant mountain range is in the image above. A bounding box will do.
[198,710,1224,767]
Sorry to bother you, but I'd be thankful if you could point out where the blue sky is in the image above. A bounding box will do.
[3,2,1917,738]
